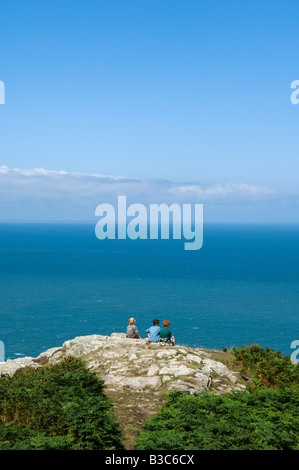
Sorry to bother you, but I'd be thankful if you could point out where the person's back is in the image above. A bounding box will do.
[126,317,140,339]
[159,320,175,346]
[160,326,171,340]
[146,319,160,342]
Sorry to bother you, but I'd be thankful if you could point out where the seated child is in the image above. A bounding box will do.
[146,319,160,342]
[159,320,175,346]
[126,317,140,339]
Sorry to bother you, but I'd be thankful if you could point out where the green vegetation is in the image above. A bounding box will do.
[1,344,298,450]
[231,344,299,389]
[136,388,299,450]
[0,357,124,450]
[136,345,299,450]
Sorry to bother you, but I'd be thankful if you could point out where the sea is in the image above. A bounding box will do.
[0,223,298,360]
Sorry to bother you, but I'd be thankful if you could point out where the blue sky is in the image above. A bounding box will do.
[0,0,299,222]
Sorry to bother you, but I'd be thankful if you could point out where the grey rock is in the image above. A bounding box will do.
[0,333,243,395]
[173,365,195,377]
[0,357,35,377]
[147,364,160,376]
[186,353,202,365]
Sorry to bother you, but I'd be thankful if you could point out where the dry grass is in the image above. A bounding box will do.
[92,346,253,449]
[105,388,166,450]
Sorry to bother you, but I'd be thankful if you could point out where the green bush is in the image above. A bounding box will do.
[137,346,299,450]
[0,357,124,450]
[136,388,299,450]
[231,344,299,389]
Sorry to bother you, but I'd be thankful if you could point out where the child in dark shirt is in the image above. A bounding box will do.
[159,320,175,345]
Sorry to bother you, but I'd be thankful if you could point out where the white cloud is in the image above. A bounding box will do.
[0,165,278,201]
[0,165,282,222]
[168,182,278,202]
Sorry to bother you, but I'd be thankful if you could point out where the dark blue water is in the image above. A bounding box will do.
[0,223,298,360]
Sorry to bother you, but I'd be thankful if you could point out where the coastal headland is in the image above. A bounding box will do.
[0,333,248,448]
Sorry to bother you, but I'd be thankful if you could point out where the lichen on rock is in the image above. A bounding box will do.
[0,333,246,395]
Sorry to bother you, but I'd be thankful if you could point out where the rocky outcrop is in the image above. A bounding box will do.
[0,333,246,395]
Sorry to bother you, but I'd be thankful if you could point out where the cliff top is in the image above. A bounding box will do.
[0,333,248,449]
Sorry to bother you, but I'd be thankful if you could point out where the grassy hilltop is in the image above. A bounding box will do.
[0,338,298,450]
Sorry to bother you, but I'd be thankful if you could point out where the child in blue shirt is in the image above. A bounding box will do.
[146,319,160,342]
